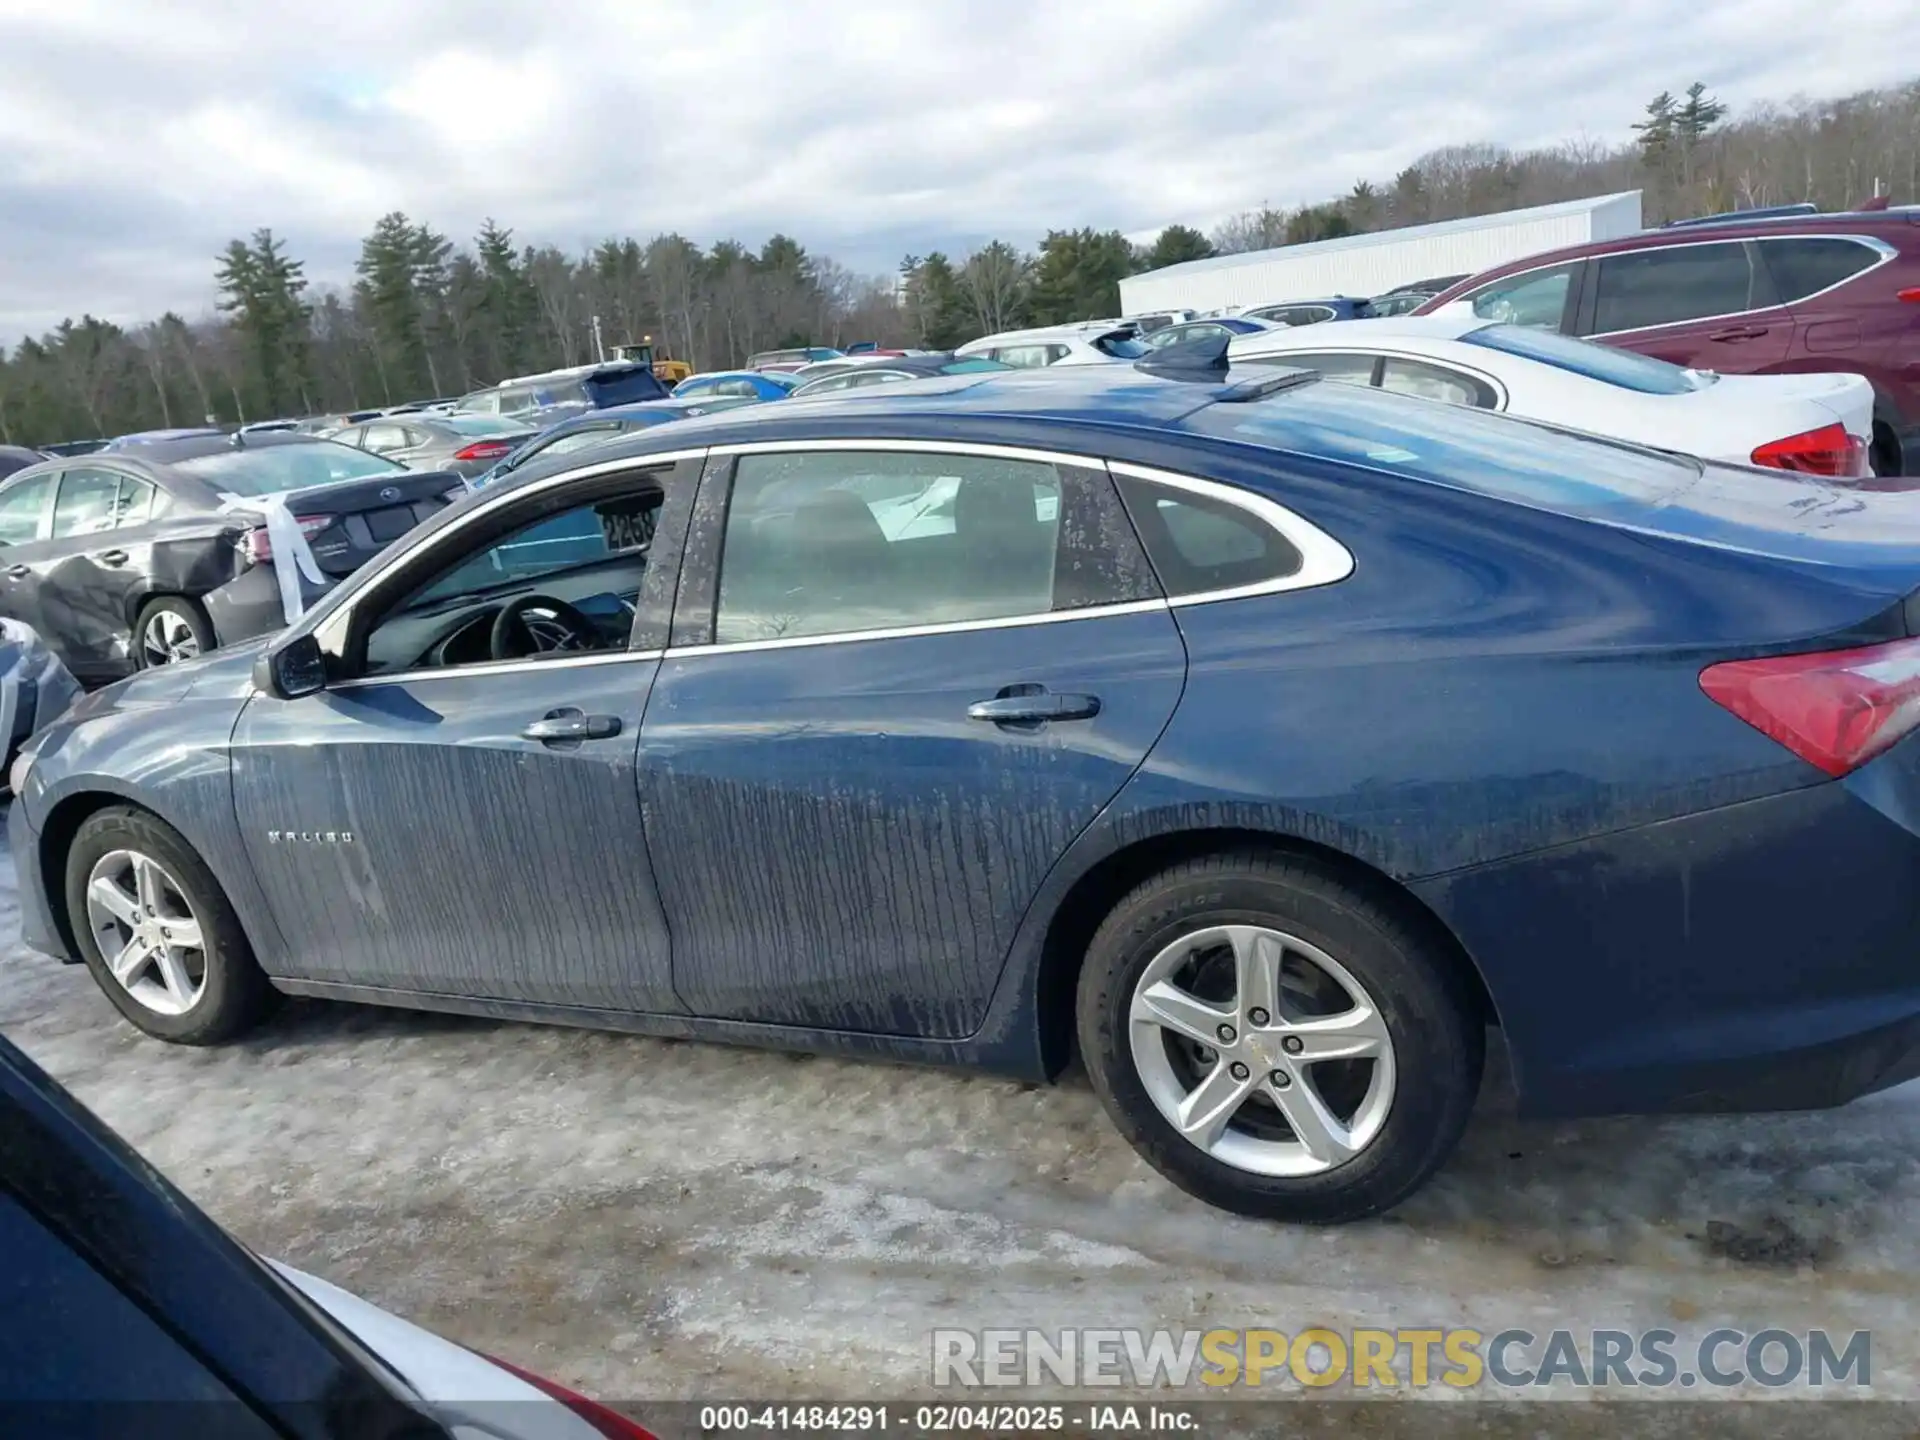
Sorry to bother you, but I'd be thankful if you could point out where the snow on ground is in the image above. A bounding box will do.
[4,848,1920,1426]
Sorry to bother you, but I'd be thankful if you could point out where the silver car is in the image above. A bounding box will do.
[328,414,536,479]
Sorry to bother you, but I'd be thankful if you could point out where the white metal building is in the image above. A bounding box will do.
[1121,191,1644,314]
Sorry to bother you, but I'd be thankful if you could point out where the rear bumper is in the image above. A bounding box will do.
[1416,766,1920,1120]
[8,797,71,961]
[202,565,334,650]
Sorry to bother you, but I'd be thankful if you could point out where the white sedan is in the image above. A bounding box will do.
[1228,316,1877,477]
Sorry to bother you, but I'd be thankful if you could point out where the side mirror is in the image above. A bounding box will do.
[252,633,327,700]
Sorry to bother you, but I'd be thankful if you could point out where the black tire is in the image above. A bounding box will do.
[1870,420,1904,480]
[1076,851,1483,1224]
[132,595,215,669]
[64,806,275,1045]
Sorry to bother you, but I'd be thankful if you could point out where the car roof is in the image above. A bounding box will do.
[509,366,1286,480]
[1234,315,1489,346]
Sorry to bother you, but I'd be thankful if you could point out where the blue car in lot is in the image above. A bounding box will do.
[16,362,1920,1223]
[670,370,798,403]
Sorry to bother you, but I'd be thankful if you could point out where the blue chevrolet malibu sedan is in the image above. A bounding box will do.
[14,362,1920,1223]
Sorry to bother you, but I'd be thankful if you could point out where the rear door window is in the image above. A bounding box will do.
[714,451,1064,644]
[114,478,158,526]
[1591,242,1760,333]
[1760,237,1887,304]
[51,468,123,538]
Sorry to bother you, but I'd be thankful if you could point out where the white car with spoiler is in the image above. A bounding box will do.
[1226,316,1879,478]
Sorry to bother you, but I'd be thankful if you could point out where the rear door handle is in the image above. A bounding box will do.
[4,565,28,579]
[97,549,128,566]
[1707,325,1769,341]
[522,710,622,742]
[968,688,1102,726]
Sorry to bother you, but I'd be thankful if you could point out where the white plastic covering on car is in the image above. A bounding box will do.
[217,491,331,624]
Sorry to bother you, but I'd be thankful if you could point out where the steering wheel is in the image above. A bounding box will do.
[489,594,598,660]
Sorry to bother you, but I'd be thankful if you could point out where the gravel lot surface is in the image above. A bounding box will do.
[4,846,1917,1433]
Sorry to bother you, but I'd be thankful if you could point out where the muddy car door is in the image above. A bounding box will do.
[640,444,1187,1038]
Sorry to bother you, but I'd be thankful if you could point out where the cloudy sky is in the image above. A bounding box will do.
[2,0,1916,340]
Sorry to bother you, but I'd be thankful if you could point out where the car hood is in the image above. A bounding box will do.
[63,636,274,723]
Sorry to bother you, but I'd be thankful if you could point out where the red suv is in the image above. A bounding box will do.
[1416,208,1920,475]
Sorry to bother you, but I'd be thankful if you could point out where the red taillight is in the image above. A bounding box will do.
[1750,422,1869,478]
[1897,287,1920,303]
[453,440,514,462]
[239,515,332,564]
[1700,635,1920,777]
[482,1354,659,1439]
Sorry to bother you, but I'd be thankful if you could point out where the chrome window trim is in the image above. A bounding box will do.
[332,647,666,690]
[1585,234,1898,339]
[665,599,1171,660]
[1107,461,1355,603]
[706,437,1099,466]
[307,438,1355,679]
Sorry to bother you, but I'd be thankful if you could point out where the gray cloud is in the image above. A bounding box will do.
[2,0,1916,340]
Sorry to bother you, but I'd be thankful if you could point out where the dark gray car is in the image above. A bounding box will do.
[0,433,459,684]
[329,414,536,479]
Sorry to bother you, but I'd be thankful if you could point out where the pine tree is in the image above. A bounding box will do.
[215,229,310,415]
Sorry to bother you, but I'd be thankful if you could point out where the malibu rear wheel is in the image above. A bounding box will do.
[1077,852,1483,1223]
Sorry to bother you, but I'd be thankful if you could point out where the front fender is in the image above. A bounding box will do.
[19,683,288,973]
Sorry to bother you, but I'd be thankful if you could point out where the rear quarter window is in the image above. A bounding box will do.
[1760,236,1888,303]
[1113,475,1305,598]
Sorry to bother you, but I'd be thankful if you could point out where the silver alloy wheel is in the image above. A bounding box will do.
[1128,925,1396,1177]
[83,849,208,1017]
[141,609,202,666]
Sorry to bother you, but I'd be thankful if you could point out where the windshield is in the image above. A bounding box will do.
[1181,379,1701,520]
[170,442,404,495]
[1462,324,1710,396]
[442,415,533,437]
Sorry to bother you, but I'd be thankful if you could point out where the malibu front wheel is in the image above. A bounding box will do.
[1077,852,1483,1223]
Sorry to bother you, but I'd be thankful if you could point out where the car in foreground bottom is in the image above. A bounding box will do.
[0,1031,654,1438]
[1229,316,1878,475]
[15,364,1920,1223]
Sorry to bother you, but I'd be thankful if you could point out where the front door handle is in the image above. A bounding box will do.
[522,710,622,742]
[97,549,128,567]
[1707,325,1769,341]
[4,564,28,579]
[968,687,1102,726]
